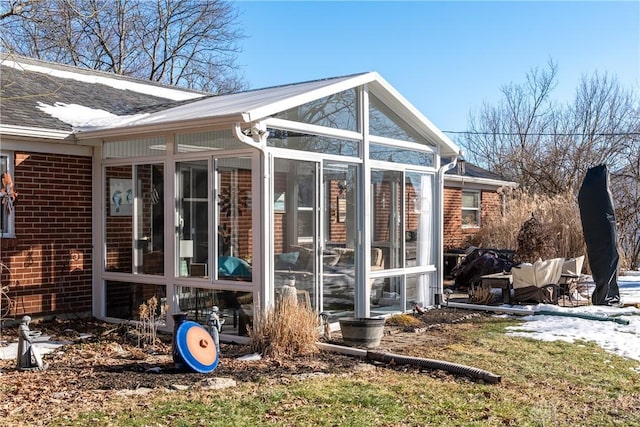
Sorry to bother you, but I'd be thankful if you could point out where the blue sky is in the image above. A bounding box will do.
[235,1,639,141]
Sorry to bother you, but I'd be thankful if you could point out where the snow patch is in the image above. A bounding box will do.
[37,102,149,130]
[4,59,203,101]
[506,304,640,362]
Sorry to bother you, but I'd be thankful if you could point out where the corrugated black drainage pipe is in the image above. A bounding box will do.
[366,351,502,384]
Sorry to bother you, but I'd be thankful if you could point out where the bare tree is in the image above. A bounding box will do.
[0,0,246,94]
[462,61,638,196]
[612,134,640,270]
[461,61,640,269]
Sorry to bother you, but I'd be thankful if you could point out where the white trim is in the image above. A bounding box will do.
[76,114,248,140]
[266,146,362,164]
[437,157,459,303]
[0,124,73,140]
[444,174,517,190]
[263,117,362,141]
[368,135,436,153]
[92,145,104,317]
[367,158,434,173]
[0,137,93,157]
[246,73,378,121]
[462,189,481,228]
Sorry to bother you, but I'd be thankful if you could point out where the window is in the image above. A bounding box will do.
[0,153,15,237]
[273,89,358,131]
[462,190,480,227]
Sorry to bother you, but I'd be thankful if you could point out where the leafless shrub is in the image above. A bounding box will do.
[136,296,165,348]
[516,214,556,263]
[248,297,320,358]
[471,286,494,305]
[467,187,585,260]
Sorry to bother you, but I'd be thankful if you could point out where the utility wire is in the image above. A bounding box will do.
[442,130,640,137]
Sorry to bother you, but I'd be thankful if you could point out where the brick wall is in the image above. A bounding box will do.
[219,169,252,260]
[443,187,503,250]
[1,152,93,317]
[443,187,463,249]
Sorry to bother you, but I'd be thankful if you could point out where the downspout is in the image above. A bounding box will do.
[231,122,273,317]
[436,152,461,306]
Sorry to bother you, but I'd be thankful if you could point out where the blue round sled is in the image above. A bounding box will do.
[174,321,219,373]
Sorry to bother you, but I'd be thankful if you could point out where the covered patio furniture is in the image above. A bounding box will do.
[512,258,565,304]
[478,272,513,304]
[557,255,585,305]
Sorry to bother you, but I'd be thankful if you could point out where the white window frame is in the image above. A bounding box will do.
[461,190,481,228]
[0,151,15,238]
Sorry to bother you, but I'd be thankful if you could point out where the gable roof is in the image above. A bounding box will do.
[0,53,204,136]
[1,54,459,157]
[77,71,460,156]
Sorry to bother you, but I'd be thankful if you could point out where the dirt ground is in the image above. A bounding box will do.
[0,308,489,425]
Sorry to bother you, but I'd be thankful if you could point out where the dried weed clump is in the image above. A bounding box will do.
[136,296,165,348]
[470,285,494,305]
[386,313,424,329]
[467,187,586,260]
[248,297,320,358]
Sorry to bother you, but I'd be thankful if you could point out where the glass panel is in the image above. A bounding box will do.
[105,281,167,322]
[371,170,403,270]
[370,275,403,315]
[405,172,434,268]
[176,129,246,153]
[407,271,437,309]
[323,162,359,314]
[216,157,253,282]
[176,160,209,277]
[369,143,434,167]
[105,166,133,273]
[273,159,318,310]
[462,191,480,208]
[462,191,480,227]
[462,209,480,227]
[134,164,165,275]
[273,89,358,131]
[177,287,253,336]
[370,93,434,145]
[103,137,165,158]
[0,155,12,235]
[267,129,359,157]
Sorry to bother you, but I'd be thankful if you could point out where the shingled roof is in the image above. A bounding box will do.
[0,53,205,133]
[440,157,516,188]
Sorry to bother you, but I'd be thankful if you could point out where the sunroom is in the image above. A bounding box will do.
[78,72,461,341]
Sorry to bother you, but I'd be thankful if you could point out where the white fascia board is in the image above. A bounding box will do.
[0,124,73,140]
[246,73,378,122]
[75,113,248,140]
[444,174,518,190]
[0,136,93,157]
[367,77,460,157]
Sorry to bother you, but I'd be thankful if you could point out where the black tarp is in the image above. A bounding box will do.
[451,248,514,290]
[577,164,620,305]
